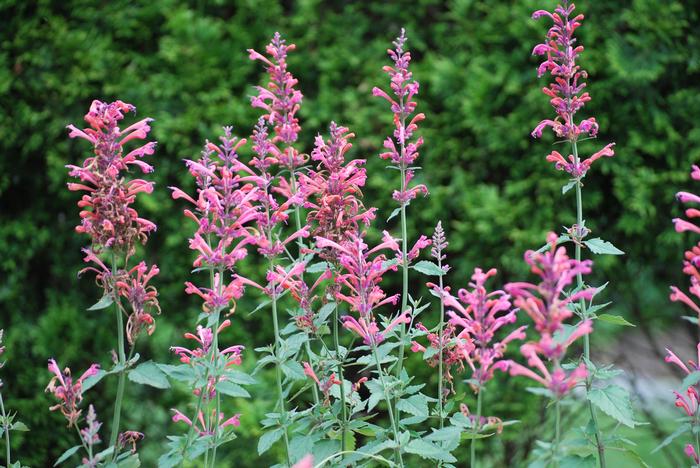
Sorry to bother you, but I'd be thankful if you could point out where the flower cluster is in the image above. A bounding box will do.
[303,362,341,406]
[300,122,376,253]
[66,100,157,253]
[531,1,615,177]
[373,28,428,204]
[503,233,594,397]
[46,359,100,426]
[316,233,410,345]
[410,321,466,394]
[249,32,304,167]
[443,268,526,390]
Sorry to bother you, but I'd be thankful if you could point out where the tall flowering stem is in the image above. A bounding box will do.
[665,165,700,465]
[316,233,409,467]
[430,222,449,430]
[66,100,159,451]
[504,233,595,465]
[373,29,428,403]
[169,128,254,464]
[0,331,18,467]
[300,122,376,450]
[249,32,307,256]
[532,3,616,466]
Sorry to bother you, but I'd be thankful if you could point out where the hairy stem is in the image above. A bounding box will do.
[437,267,445,431]
[270,258,291,467]
[0,391,10,466]
[109,253,126,451]
[333,300,348,453]
[572,140,606,468]
[371,342,404,468]
[471,388,483,468]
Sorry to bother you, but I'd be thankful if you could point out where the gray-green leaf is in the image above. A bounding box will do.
[128,361,170,389]
[587,384,636,427]
[412,260,445,277]
[584,238,624,255]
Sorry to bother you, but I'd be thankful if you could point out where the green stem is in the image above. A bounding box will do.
[109,253,126,451]
[554,399,561,468]
[333,301,348,453]
[289,170,306,254]
[305,341,321,406]
[394,187,409,424]
[270,258,291,467]
[371,342,404,468]
[437,268,445,431]
[572,140,606,468]
[0,391,10,466]
[470,388,482,468]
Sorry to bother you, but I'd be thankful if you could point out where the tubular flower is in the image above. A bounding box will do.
[531,2,615,177]
[505,232,595,359]
[299,122,377,256]
[171,409,240,436]
[170,320,243,369]
[46,359,100,426]
[443,268,526,389]
[303,362,341,405]
[410,320,469,396]
[673,165,700,237]
[266,263,333,334]
[316,232,409,345]
[248,32,304,168]
[170,127,260,307]
[66,100,157,254]
[501,233,594,397]
[373,28,428,204]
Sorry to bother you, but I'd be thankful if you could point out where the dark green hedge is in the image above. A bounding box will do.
[1,0,698,465]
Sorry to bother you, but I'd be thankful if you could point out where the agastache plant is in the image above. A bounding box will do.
[164,128,255,466]
[443,268,525,467]
[664,165,700,465]
[373,29,429,415]
[531,2,622,466]
[503,232,594,465]
[60,100,159,464]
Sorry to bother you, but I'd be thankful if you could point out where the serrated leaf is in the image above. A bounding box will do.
[584,238,624,255]
[405,439,457,463]
[396,394,429,417]
[316,302,336,325]
[682,315,700,325]
[216,380,250,398]
[87,294,113,311]
[281,360,306,380]
[157,451,183,468]
[587,384,636,427]
[224,369,256,386]
[54,445,81,466]
[680,371,700,392]
[258,428,284,455]
[412,260,445,277]
[597,314,635,327]
[128,361,170,389]
[156,364,195,383]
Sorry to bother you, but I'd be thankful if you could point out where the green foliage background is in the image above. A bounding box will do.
[1,0,699,465]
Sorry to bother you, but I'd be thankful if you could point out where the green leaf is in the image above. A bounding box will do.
[562,179,578,195]
[616,448,650,467]
[258,428,284,455]
[405,439,457,463]
[396,394,429,417]
[216,380,250,398]
[587,384,636,427]
[10,421,29,432]
[54,445,81,466]
[387,207,401,222]
[306,261,330,273]
[224,369,256,386]
[583,238,624,255]
[315,302,336,325]
[156,364,195,383]
[597,314,635,327]
[652,422,691,453]
[128,361,170,389]
[87,294,114,311]
[412,260,444,276]
[682,315,699,325]
[82,369,107,392]
[281,360,306,380]
[680,371,700,392]
[561,455,596,468]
